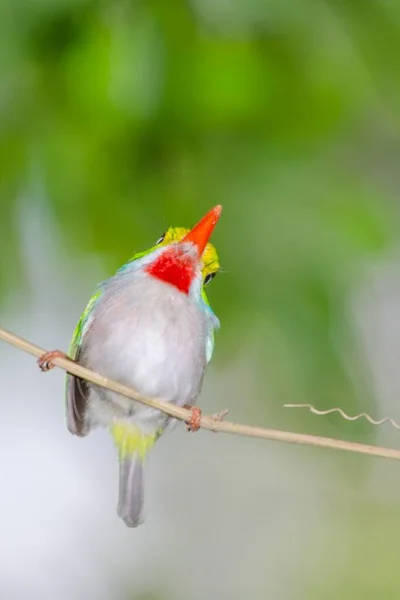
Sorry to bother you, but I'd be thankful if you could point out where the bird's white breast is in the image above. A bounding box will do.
[79,274,209,431]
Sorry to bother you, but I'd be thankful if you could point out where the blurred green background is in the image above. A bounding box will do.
[2,0,400,598]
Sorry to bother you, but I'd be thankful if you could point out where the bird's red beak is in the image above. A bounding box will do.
[181,205,222,257]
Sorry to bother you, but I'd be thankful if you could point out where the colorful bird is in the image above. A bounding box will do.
[38,206,222,527]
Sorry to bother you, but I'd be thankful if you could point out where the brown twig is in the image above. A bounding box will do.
[1,326,400,461]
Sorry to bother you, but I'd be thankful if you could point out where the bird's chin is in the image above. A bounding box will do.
[145,247,199,295]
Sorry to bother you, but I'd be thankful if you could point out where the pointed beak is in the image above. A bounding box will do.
[181,205,222,257]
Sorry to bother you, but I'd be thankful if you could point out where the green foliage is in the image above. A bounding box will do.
[308,500,400,599]
[2,0,399,425]
[1,2,400,594]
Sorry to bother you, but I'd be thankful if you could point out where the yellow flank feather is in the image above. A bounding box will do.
[110,424,159,460]
[161,226,220,279]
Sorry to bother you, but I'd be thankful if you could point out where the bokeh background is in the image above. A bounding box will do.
[2,1,400,598]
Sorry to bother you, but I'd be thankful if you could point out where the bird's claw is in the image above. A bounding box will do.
[211,409,228,432]
[183,406,228,433]
[184,406,202,432]
[212,409,228,422]
[37,350,68,372]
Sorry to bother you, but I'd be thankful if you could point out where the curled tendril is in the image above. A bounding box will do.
[284,404,400,430]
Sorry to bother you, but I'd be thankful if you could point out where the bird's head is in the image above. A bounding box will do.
[145,205,222,295]
[123,206,221,296]
[154,215,220,288]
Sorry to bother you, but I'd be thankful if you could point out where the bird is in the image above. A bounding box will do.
[37,205,223,527]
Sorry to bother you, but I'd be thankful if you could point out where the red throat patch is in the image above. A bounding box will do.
[146,250,195,294]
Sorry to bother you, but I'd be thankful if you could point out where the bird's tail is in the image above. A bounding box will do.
[110,424,158,528]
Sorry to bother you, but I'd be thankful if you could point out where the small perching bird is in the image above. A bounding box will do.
[38,206,222,527]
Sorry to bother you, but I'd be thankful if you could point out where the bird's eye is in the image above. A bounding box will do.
[204,272,217,285]
[156,232,166,245]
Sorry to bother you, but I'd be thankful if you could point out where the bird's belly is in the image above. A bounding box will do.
[80,288,208,429]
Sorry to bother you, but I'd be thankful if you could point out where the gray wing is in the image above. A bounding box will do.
[66,367,90,437]
[65,290,102,437]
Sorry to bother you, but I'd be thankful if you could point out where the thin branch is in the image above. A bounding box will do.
[1,326,400,462]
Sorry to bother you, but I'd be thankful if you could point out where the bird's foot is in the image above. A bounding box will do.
[183,406,228,433]
[212,409,228,422]
[37,350,69,372]
[184,405,202,432]
[211,409,228,432]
